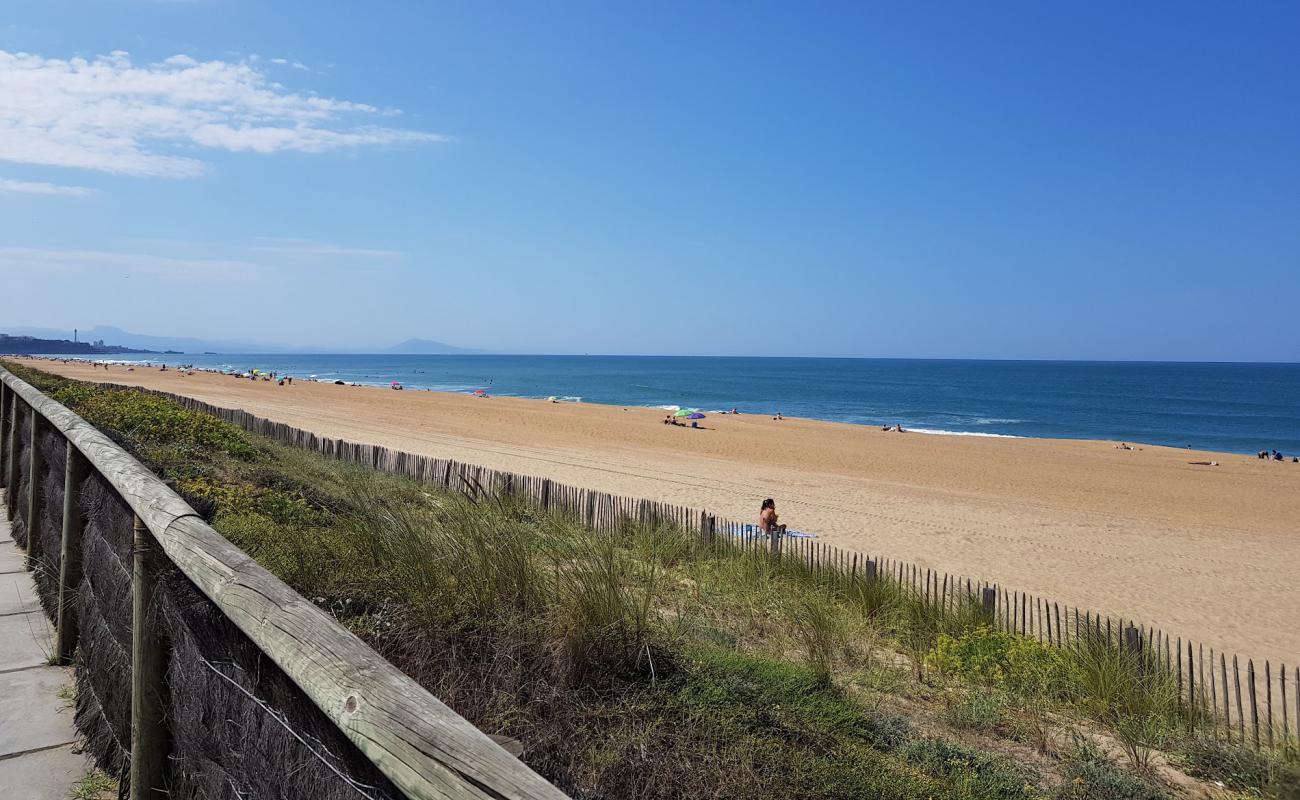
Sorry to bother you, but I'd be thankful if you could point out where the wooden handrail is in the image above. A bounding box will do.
[0,366,566,800]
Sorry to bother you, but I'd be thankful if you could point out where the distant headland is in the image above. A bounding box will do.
[0,333,170,355]
[0,325,479,356]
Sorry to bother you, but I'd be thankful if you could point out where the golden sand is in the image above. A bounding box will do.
[19,357,1299,666]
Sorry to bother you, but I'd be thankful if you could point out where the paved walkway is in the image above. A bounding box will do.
[0,491,93,799]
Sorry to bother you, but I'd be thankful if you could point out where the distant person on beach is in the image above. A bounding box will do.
[759,498,779,534]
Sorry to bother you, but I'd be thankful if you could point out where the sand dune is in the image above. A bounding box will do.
[18,358,1299,666]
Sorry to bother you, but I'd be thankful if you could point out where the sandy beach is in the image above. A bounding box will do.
[16,357,1299,667]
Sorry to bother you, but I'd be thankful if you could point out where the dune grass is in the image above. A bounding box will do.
[5,360,1282,799]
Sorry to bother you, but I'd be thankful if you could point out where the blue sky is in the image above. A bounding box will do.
[1,1,1297,360]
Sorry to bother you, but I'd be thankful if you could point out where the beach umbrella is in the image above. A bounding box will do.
[474,389,487,396]
[688,413,706,420]
[672,408,696,418]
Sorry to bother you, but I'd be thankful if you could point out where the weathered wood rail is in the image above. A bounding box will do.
[106,379,1299,753]
[0,366,568,799]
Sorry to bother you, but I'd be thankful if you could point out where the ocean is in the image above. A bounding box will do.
[93,355,1299,456]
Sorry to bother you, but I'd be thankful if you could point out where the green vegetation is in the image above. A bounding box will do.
[6,359,1289,799]
[940,688,1007,731]
[1178,738,1300,798]
[69,770,116,800]
[1054,740,1166,800]
[57,681,77,710]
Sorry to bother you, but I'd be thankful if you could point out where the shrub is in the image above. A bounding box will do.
[1055,739,1167,800]
[940,689,1005,731]
[53,382,262,460]
[903,737,1042,799]
[1179,738,1300,797]
[927,626,1077,699]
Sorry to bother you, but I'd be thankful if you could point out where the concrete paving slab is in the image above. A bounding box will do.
[0,611,53,672]
[0,665,76,756]
[0,544,23,574]
[0,744,93,800]
[0,572,41,616]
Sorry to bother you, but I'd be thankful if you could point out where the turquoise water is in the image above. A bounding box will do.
[101,355,1298,455]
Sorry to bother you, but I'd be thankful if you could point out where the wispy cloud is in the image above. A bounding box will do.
[0,178,95,196]
[252,237,404,259]
[0,246,263,280]
[269,57,309,71]
[0,50,447,178]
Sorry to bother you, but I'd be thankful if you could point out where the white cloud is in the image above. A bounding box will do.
[0,178,95,196]
[0,246,263,281]
[0,49,446,178]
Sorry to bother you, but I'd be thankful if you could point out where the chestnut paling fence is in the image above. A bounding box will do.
[0,366,566,800]
[108,379,1299,754]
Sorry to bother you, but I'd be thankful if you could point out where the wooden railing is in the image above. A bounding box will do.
[0,366,568,800]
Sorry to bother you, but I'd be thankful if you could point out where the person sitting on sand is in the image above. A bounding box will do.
[759,498,779,534]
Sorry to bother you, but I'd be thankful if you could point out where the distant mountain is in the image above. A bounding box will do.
[385,338,479,355]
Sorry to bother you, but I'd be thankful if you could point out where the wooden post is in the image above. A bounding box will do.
[54,442,90,664]
[1123,625,1141,659]
[1222,652,1231,740]
[1282,663,1289,742]
[1265,661,1273,749]
[981,587,996,621]
[1234,655,1245,742]
[7,399,22,523]
[865,558,877,582]
[1199,644,1206,726]
[130,515,169,799]
[768,525,784,558]
[0,382,7,486]
[26,410,47,569]
[1246,659,1259,749]
[540,479,551,510]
